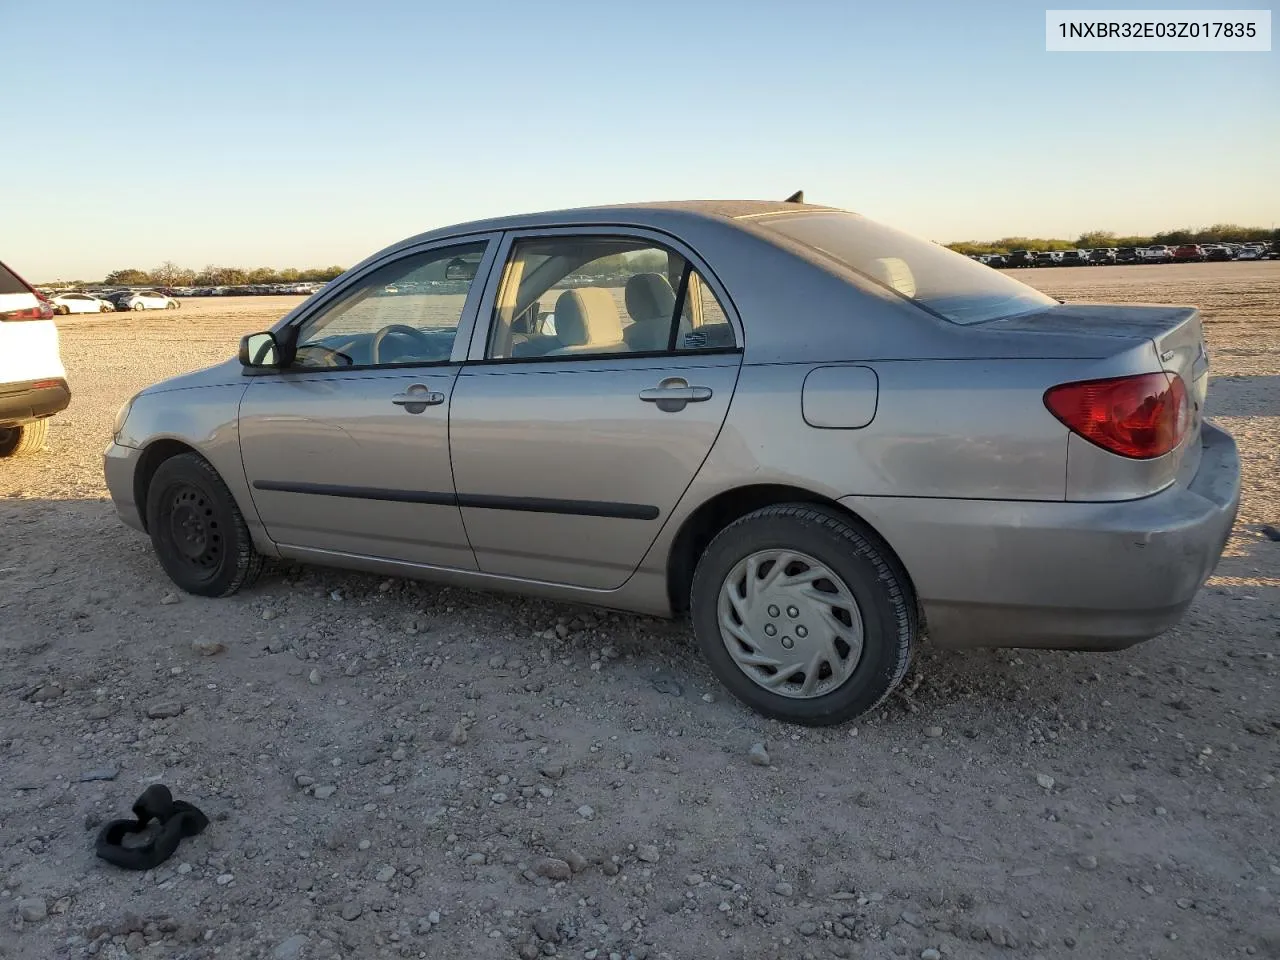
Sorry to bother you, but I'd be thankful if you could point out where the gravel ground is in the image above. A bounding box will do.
[1,263,1277,960]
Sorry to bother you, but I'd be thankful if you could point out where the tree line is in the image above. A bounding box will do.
[947,224,1278,257]
[100,262,348,288]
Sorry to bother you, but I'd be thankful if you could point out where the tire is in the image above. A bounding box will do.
[0,420,49,458]
[56,305,69,315]
[100,304,110,312]
[145,453,264,597]
[166,301,177,310]
[133,302,144,311]
[690,503,916,726]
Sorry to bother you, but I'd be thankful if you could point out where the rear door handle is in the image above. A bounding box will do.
[639,377,713,412]
[392,384,446,413]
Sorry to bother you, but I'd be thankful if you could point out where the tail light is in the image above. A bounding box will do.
[1044,372,1189,459]
[0,297,54,322]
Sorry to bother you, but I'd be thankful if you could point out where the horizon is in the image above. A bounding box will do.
[6,0,1277,279]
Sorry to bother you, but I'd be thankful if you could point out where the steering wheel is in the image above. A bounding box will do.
[371,324,434,365]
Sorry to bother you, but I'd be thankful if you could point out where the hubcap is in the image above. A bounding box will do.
[166,484,222,575]
[717,549,864,699]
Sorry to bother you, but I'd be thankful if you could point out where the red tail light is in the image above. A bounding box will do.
[0,298,54,321]
[1044,372,1189,459]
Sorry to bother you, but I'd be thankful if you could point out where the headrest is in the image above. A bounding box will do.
[554,288,622,346]
[624,273,676,322]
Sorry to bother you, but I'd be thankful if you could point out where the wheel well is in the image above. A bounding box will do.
[132,439,200,531]
[666,484,914,615]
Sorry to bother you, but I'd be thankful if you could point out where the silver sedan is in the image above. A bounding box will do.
[104,199,1240,724]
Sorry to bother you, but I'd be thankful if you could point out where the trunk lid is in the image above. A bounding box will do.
[988,302,1209,494]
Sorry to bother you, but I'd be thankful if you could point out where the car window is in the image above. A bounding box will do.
[292,242,487,369]
[486,236,734,360]
[757,211,1056,326]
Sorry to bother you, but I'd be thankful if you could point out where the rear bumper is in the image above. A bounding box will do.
[103,441,146,533]
[0,378,71,427]
[841,423,1241,651]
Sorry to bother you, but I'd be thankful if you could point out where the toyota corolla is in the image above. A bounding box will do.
[104,199,1240,725]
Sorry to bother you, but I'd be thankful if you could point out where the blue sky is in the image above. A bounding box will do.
[5,0,1276,279]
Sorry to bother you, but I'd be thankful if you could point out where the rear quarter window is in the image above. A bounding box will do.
[0,262,34,296]
[756,212,1055,326]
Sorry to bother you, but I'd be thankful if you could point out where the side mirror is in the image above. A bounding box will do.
[239,331,282,368]
[444,256,479,282]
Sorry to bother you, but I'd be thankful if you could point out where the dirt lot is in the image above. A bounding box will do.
[2,263,1277,960]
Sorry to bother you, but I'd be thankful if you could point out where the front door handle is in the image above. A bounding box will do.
[391,384,446,413]
[639,377,713,412]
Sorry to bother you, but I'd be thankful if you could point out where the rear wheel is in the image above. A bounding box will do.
[145,453,264,597]
[100,304,111,312]
[56,305,69,315]
[165,301,177,310]
[0,420,49,458]
[690,503,916,726]
[133,302,144,311]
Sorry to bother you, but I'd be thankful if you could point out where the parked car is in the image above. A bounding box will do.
[103,199,1241,725]
[984,254,1008,268]
[49,291,115,314]
[1005,250,1035,268]
[1139,246,1174,263]
[1032,251,1061,267]
[1089,248,1116,265]
[111,290,180,311]
[0,260,71,457]
[1172,244,1203,263]
[1236,245,1263,261]
[1114,247,1140,264]
[1058,250,1089,267]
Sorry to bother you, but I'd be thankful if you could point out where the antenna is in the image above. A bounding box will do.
[784,190,804,203]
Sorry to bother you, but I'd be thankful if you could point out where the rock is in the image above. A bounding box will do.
[312,784,337,799]
[901,911,924,927]
[488,655,506,669]
[87,702,116,720]
[749,743,771,766]
[308,668,322,685]
[427,910,440,925]
[798,920,818,936]
[17,898,47,922]
[464,853,486,866]
[601,859,620,876]
[566,850,589,873]
[160,592,180,605]
[375,866,397,882]
[773,882,794,897]
[294,772,314,788]
[533,914,562,943]
[518,945,540,960]
[273,934,309,960]
[533,858,571,881]
[1076,854,1098,870]
[78,767,119,782]
[341,902,362,921]
[29,685,62,703]
[1035,773,1055,790]
[191,640,225,657]
[448,721,468,746]
[685,873,704,886]
[262,608,278,621]
[922,950,942,960]
[925,726,943,738]
[391,748,407,762]
[146,702,183,719]
[576,805,595,820]
[636,844,660,864]
[540,762,565,780]
[216,874,234,886]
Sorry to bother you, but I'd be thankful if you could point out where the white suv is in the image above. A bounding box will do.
[0,260,70,457]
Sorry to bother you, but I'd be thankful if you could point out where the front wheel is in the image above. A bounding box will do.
[145,453,264,597]
[133,302,145,311]
[690,504,916,726]
[166,301,177,310]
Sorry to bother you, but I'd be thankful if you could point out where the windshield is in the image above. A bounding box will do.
[757,212,1055,325]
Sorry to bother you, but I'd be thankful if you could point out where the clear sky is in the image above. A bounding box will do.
[5,0,1276,280]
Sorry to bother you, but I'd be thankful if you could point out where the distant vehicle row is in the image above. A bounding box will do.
[45,290,179,313]
[975,241,1276,268]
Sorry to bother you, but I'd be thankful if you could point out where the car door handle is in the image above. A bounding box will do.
[638,378,712,412]
[391,384,446,412]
